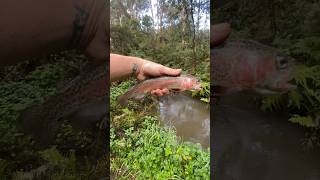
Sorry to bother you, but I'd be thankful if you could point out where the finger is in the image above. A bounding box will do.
[137,63,148,80]
[154,89,169,96]
[151,90,158,96]
[158,91,164,96]
[211,23,231,47]
[151,89,163,96]
[137,73,146,81]
[159,66,182,76]
[161,88,170,95]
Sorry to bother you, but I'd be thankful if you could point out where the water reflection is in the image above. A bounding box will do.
[213,93,320,180]
[158,93,210,148]
[156,92,320,180]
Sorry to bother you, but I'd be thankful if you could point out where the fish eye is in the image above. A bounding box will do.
[276,56,288,69]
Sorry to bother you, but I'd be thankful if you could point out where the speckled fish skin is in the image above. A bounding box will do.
[211,39,296,95]
[118,75,201,106]
[19,63,107,146]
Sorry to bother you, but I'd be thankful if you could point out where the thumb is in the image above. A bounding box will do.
[160,66,182,76]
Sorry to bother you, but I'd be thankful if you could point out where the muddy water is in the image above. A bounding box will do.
[157,93,320,179]
[213,93,320,180]
[157,93,210,148]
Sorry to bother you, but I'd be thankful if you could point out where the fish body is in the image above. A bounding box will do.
[118,75,201,106]
[19,63,108,146]
[211,39,296,95]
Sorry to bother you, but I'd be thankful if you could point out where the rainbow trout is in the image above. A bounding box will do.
[118,75,201,106]
[211,39,296,95]
[19,63,107,146]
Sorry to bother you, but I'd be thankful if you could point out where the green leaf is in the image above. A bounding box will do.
[289,115,317,128]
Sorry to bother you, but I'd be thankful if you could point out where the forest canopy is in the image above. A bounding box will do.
[111,0,210,71]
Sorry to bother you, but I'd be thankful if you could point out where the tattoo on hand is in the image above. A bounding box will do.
[132,63,138,77]
[71,5,89,44]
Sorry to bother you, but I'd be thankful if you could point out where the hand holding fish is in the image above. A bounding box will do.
[118,75,201,106]
[136,60,182,80]
[111,53,182,96]
[136,59,182,96]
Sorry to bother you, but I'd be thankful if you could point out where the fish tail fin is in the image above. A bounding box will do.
[117,90,134,106]
[118,96,128,106]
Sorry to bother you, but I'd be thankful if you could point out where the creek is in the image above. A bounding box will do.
[157,93,320,180]
[158,93,210,148]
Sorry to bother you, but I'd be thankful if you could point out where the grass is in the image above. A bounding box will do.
[0,52,107,179]
[110,80,210,179]
[0,50,211,179]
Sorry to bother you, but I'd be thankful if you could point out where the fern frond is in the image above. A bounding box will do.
[294,65,315,89]
[260,95,285,112]
[289,115,318,128]
[288,90,303,109]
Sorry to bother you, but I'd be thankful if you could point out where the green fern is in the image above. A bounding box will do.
[260,94,285,112]
[260,61,320,129]
[294,65,316,89]
[0,159,10,179]
[40,147,77,179]
[294,37,320,64]
[288,90,303,109]
[289,115,318,128]
[191,81,210,103]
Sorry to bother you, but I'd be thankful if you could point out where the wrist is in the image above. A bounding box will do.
[133,57,145,77]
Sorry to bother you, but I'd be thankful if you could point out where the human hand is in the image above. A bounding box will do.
[136,59,182,96]
[211,22,231,47]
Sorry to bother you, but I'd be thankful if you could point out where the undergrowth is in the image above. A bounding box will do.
[0,51,106,179]
[260,38,320,128]
[110,80,210,179]
[259,36,320,148]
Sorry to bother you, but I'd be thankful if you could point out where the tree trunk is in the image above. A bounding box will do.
[189,0,197,71]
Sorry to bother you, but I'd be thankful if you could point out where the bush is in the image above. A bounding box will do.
[111,116,210,180]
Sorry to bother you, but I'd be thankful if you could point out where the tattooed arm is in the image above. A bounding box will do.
[110,54,142,82]
[0,0,107,66]
[110,53,182,96]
